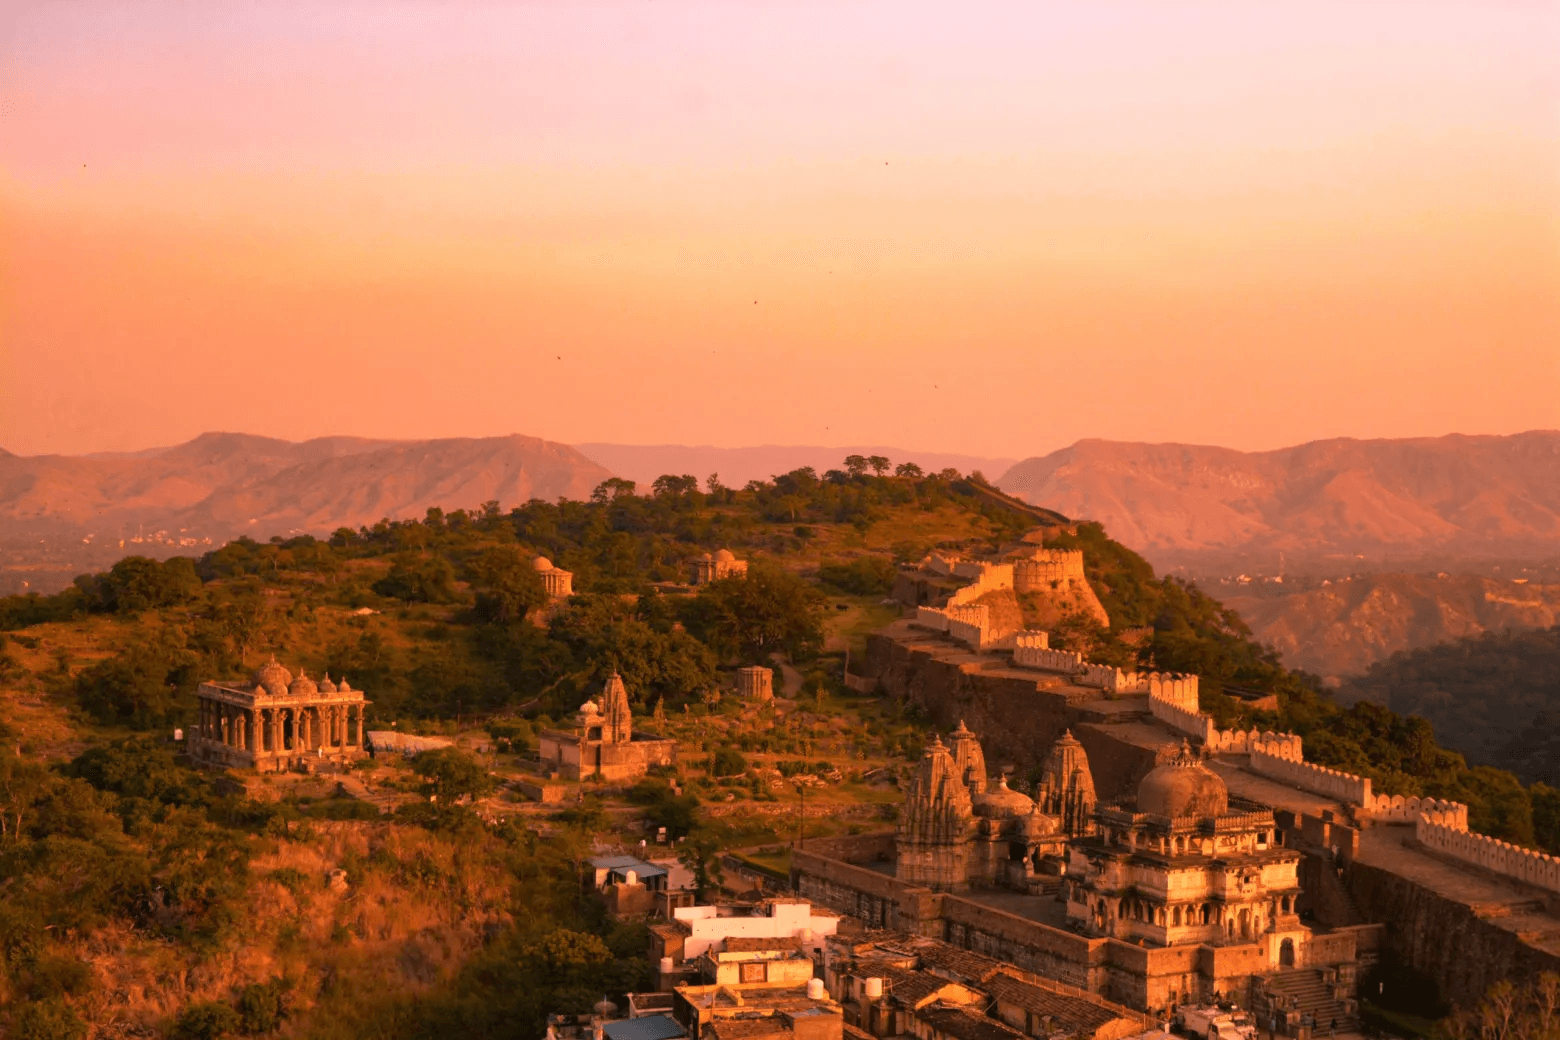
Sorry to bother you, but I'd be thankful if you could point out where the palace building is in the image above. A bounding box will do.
[188,657,369,773]
[533,555,575,599]
[691,549,747,585]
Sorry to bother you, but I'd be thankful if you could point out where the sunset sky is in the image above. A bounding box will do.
[3,0,1558,459]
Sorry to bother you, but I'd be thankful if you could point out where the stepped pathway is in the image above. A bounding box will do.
[1262,969,1355,1034]
[335,775,402,814]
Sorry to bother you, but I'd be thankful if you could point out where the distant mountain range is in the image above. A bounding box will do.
[572,444,1015,491]
[0,432,611,592]
[1221,573,1560,683]
[994,432,1560,575]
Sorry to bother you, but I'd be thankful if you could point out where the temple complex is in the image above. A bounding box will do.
[538,672,679,780]
[896,728,1067,893]
[533,555,575,599]
[188,657,369,772]
[691,549,747,585]
[1065,740,1310,974]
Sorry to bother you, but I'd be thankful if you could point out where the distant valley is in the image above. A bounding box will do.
[1220,573,1560,682]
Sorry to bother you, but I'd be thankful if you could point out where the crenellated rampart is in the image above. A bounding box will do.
[1147,673,1199,713]
[1416,816,1560,894]
[1364,795,1468,829]
[1206,728,1303,759]
[1148,693,1213,742]
[1013,644,1085,673]
[947,562,1015,606]
[1012,549,1086,591]
[1250,746,1372,806]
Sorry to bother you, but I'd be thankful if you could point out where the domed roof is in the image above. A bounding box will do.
[251,656,293,696]
[1137,741,1228,820]
[580,699,601,716]
[1019,805,1060,839]
[337,676,352,693]
[973,775,1034,818]
[713,548,737,562]
[317,674,338,694]
[533,555,554,572]
[699,552,714,561]
[288,670,318,698]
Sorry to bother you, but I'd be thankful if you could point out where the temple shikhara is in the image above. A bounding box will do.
[188,657,369,772]
[538,672,678,780]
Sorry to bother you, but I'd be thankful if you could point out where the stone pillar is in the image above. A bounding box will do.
[335,706,346,748]
[354,704,364,746]
[220,707,230,747]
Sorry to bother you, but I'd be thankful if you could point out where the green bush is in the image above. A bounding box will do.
[173,1000,240,1040]
[10,998,87,1040]
[816,556,898,596]
[710,748,747,777]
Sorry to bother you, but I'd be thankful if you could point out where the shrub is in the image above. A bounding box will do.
[710,748,747,777]
[173,1000,240,1040]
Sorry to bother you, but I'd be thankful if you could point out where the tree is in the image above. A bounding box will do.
[894,462,923,478]
[867,455,890,476]
[591,478,637,503]
[843,455,868,477]
[468,545,549,623]
[412,748,495,802]
[677,828,725,900]
[651,474,700,498]
[372,553,458,603]
[681,562,825,664]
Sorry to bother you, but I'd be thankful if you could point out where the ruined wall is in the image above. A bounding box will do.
[1416,817,1560,894]
[1250,746,1372,806]
[1350,857,1560,1009]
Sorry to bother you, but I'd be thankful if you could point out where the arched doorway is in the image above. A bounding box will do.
[1280,938,1296,967]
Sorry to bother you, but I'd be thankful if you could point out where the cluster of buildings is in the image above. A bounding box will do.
[552,888,1154,1040]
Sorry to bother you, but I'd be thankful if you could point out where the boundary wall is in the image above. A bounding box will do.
[1416,816,1560,895]
[1206,729,1303,759]
[947,563,1015,607]
[1012,549,1086,591]
[1147,674,1198,713]
[1250,746,1372,806]
[1148,695,1214,742]
[1364,795,1467,829]
[1013,644,1085,673]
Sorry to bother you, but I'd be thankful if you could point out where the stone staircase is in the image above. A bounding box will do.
[1258,969,1357,1035]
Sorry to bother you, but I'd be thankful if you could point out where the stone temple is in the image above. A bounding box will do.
[690,549,747,585]
[189,657,369,772]
[538,672,679,780]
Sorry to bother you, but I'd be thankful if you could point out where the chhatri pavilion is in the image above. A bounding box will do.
[188,657,369,772]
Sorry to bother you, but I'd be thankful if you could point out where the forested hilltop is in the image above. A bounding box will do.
[0,462,1554,1038]
[1338,625,1560,788]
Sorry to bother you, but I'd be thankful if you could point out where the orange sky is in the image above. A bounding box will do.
[3,0,1558,458]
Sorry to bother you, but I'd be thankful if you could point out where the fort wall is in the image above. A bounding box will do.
[1416,816,1560,894]
[1012,549,1086,591]
[947,563,1015,607]
[1012,644,1085,674]
[1350,856,1560,1009]
[1249,746,1372,806]
[1364,795,1468,829]
[1148,694,1213,742]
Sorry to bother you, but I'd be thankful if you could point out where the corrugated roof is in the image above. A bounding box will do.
[981,974,1124,1032]
[603,1016,687,1040]
[590,855,668,880]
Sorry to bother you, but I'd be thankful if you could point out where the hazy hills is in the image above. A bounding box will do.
[0,433,611,591]
[573,443,1015,491]
[1221,573,1560,682]
[996,431,1560,575]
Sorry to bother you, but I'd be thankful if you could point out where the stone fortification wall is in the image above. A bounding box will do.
[945,604,990,648]
[1350,857,1560,1009]
[1013,644,1085,673]
[1013,631,1049,651]
[1416,816,1560,894]
[1012,549,1086,591]
[947,563,1015,607]
[915,606,951,632]
[1205,728,1303,759]
[1250,746,1372,806]
[1148,674,1198,713]
[1364,795,1468,829]
[1148,694,1214,742]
